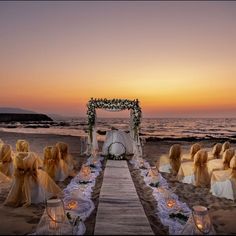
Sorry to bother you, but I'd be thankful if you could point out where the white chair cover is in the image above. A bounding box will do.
[208,148,235,177]
[210,156,236,200]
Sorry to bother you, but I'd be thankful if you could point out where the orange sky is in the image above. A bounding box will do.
[0,2,236,117]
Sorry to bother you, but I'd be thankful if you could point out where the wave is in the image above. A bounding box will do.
[0,117,236,142]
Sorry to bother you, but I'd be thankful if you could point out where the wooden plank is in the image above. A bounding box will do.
[94,160,153,235]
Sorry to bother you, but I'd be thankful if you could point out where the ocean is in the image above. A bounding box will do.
[0,117,236,141]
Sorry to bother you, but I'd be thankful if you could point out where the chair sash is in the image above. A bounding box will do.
[0,171,11,184]
[230,156,236,180]
[193,150,210,187]
[0,139,4,149]
[5,152,62,207]
[222,141,231,153]
[16,140,29,152]
[43,146,60,180]
[4,152,38,206]
[222,148,235,170]
[169,144,181,175]
[0,144,13,177]
[190,143,201,161]
[212,143,222,159]
[44,159,58,180]
[56,142,68,162]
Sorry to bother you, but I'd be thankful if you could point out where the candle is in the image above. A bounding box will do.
[81,165,91,177]
[166,199,176,208]
[67,200,77,210]
[192,205,212,234]
[49,212,58,230]
[197,223,203,230]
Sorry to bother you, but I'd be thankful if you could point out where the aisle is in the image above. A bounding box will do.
[94,160,154,235]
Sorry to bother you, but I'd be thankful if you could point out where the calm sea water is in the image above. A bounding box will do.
[0,118,236,141]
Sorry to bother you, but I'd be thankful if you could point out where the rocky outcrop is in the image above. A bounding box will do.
[0,113,53,122]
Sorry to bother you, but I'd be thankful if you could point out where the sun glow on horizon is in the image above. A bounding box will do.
[0,1,236,118]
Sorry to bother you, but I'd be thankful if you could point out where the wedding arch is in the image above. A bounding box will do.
[86,98,142,156]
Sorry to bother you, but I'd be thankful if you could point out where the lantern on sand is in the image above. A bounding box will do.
[36,199,72,235]
[192,205,212,234]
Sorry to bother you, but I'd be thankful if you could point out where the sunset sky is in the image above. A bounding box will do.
[0,1,236,118]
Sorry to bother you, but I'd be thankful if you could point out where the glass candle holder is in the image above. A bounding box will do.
[36,198,72,235]
[66,200,78,210]
[81,165,91,179]
[192,205,212,235]
[166,198,176,209]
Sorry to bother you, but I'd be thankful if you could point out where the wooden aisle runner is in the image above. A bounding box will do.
[94,160,154,235]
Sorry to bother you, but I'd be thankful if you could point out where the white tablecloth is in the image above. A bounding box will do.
[102,130,134,156]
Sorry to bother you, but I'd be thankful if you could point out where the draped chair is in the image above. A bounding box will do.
[207,143,222,161]
[16,139,29,152]
[221,141,231,154]
[177,149,210,187]
[0,171,11,190]
[181,143,202,162]
[43,146,69,182]
[4,152,62,207]
[208,148,235,178]
[56,142,75,173]
[158,144,182,175]
[210,156,236,200]
[0,139,4,149]
[0,144,14,178]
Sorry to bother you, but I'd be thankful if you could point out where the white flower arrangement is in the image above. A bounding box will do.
[86,98,142,159]
[87,98,142,131]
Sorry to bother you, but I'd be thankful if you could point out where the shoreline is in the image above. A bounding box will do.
[1,129,236,144]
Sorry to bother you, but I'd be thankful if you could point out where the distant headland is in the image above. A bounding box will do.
[0,107,53,122]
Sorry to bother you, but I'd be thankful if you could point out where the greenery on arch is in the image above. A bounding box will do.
[87,98,142,136]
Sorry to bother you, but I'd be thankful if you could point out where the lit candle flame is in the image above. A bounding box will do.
[197,223,203,230]
[49,212,58,230]
[67,200,77,210]
[166,199,176,208]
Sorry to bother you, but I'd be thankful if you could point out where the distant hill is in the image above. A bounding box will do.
[0,113,53,122]
[0,107,52,122]
[0,107,36,114]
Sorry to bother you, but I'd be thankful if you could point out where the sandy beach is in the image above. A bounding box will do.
[0,131,236,235]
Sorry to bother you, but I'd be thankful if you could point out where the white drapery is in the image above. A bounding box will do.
[102,130,134,156]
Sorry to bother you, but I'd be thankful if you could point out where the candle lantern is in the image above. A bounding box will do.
[166,198,176,208]
[36,199,72,235]
[163,189,177,209]
[92,148,99,159]
[66,200,78,210]
[192,205,212,234]
[138,158,145,168]
[148,166,160,183]
[80,165,91,181]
